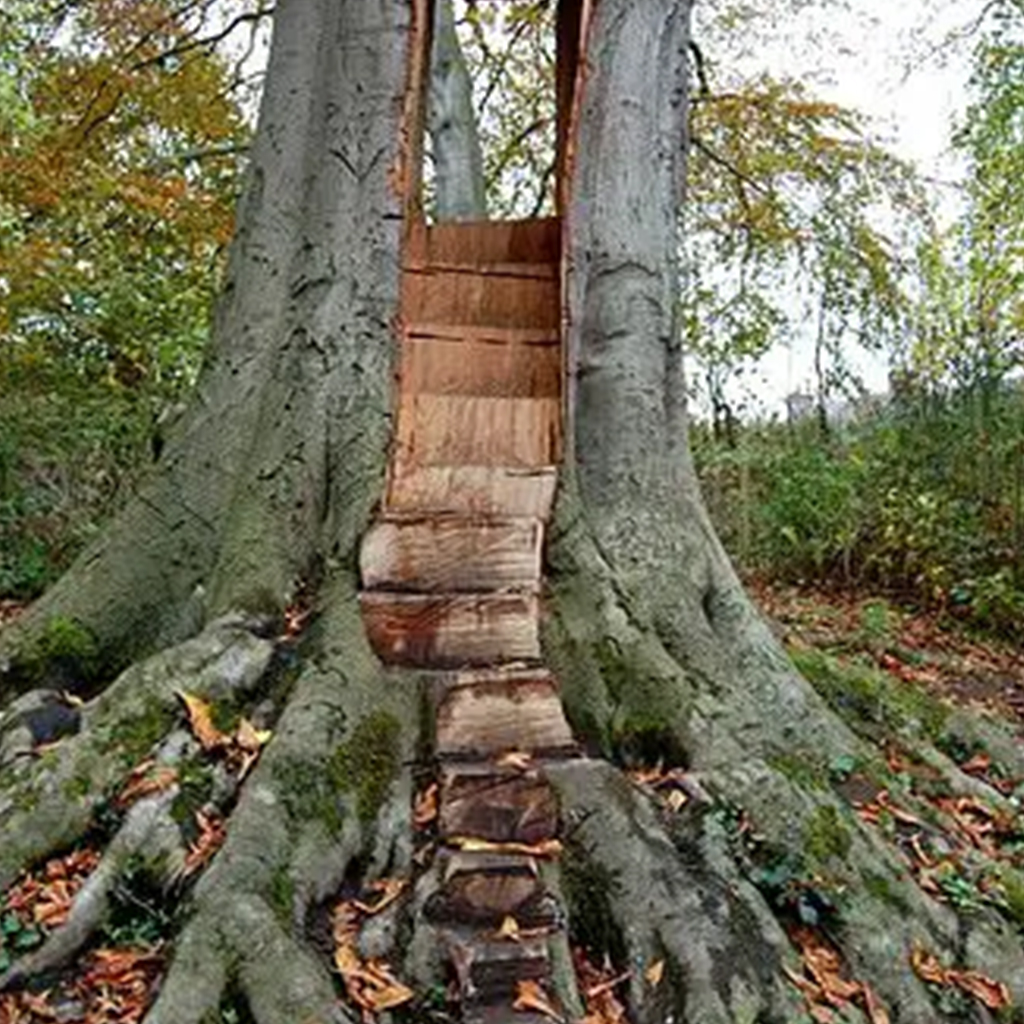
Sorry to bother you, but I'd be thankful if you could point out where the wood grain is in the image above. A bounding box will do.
[361,516,542,593]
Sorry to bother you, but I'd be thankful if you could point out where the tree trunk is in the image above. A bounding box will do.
[2,2,1024,1023]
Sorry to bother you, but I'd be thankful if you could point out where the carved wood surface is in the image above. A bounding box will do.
[358,216,573,1019]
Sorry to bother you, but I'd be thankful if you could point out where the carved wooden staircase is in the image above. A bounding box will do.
[359,216,576,1021]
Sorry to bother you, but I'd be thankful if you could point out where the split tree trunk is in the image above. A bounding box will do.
[2,2,1024,1023]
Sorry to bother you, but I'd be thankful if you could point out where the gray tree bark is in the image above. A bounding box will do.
[428,0,488,220]
[2,2,1023,1023]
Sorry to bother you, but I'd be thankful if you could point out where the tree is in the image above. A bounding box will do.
[2,2,1024,1022]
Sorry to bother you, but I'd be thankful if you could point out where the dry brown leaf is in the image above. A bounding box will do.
[496,750,534,770]
[949,969,1011,1010]
[862,982,891,1024]
[644,959,664,986]
[177,691,230,750]
[513,980,563,1021]
[182,809,226,875]
[585,970,631,999]
[413,782,439,828]
[352,878,407,916]
[448,835,562,858]
[117,764,179,808]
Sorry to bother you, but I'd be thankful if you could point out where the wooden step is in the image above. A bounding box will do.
[360,593,539,668]
[439,765,558,845]
[361,517,543,593]
[442,929,551,1003]
[435,675,575,759]
[400,336,561,399]
[405,261,556,280]
[402,269,558,330]
[427,852,559,926]
[394,394,560,468]
[385,466,557,518]
[407,217,560,267]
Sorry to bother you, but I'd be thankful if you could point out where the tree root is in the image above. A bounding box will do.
[0,788,183,991]
[0,615,275,890]
[544,518,1024,1022]
[142,595,422,1024]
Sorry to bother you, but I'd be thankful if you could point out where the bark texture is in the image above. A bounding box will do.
[428,0,488,220]
[2,2,1024,1024]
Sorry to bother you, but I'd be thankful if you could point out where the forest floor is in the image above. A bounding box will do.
[1,583,1023,1023]
[747,578,1024,728]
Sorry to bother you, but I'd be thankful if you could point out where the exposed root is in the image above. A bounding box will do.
[0,788,183,991]
[142,595,423,1024]
[0,615,275,890]
[548,759,803,1024]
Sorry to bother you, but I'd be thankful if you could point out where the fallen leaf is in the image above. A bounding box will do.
[448,836,562,858]
[514,980,563,1021]
[352,878,407,916]
[644,959,664,986]
[949,969,1011,1010]
[666,790,689,812]
[117,763,178,808]
[497,915,520,940]
[585,970,631,999]
[413,782,439,828]
[235,717,271,752]
[177,691,230,750]
[862,982,891,1024]
[182,809,226,875]
[496,750,534,770]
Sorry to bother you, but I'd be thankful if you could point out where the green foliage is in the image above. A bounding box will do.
[694,385,1024,640]
[0,909,42,973]
[101,854,175,946]
[0,0,256,599]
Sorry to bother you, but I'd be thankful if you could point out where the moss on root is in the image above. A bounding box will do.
[329,710,401,824]
[791,646,948,740]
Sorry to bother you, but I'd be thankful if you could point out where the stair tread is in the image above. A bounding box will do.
[400,335,560,399]
[360,516,542,593]
[386,465,557,518]
[394,393,560,469]
[360,592,539,668]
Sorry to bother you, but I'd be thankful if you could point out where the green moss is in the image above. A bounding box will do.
[802,805,852,863]
[15,615,101,689]
[329,711,402,824]
[791,647,948,740]
[561,838,626,965]
[171,759,216,824]
[272,758,344,835]
[863,872,910,912]
[991,865,1024,930]
[769,752,828,791]
[99,697,174,765]
[269,865,295,923]
[597,638,691,768]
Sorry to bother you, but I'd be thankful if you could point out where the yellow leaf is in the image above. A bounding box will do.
[177,691,229,750]
[645,960,664,986]
[666,790,689,812]
[496,750,533,770]
[448,836,562,858]
[235,717,271,751]
[513,980,563,1021]
[497,915,520,940]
